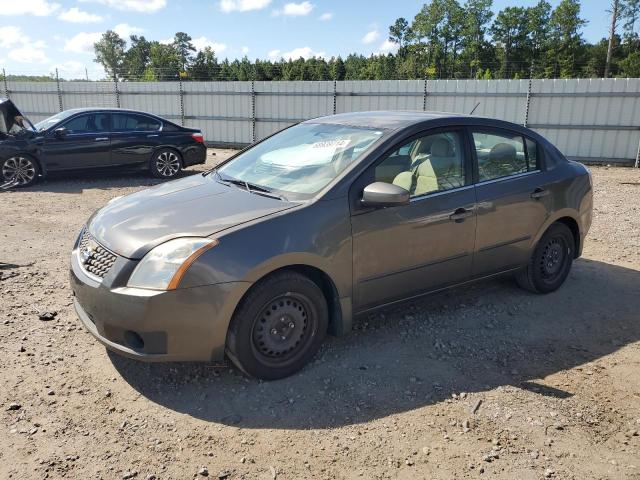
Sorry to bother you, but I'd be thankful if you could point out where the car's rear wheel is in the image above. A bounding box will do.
[516,222,575,293]
[150,149,182,179]
[1,155,39,187]
[226,271,328,380]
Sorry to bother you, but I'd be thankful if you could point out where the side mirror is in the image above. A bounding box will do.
[361,182,410,208]
[54,127,67,139]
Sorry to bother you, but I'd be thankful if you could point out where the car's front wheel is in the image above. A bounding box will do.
[150,149,182,179]
[516,222,575,293]
[226,271,328,380]
[1,155,39,187]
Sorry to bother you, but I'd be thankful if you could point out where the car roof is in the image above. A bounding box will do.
[58,107,164,117]
[305,110,471,130]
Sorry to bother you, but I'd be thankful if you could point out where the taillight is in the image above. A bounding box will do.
[191,132,204,143]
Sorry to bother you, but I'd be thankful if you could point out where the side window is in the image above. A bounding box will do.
[62,113,109,134]
[113,113,161,132]
[473,131,535,181]
[374,131,467,198]
[525,138,539,169]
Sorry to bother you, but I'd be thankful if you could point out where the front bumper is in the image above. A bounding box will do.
[70,248,250,362]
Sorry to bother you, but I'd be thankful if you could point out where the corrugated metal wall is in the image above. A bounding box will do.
[5,78,639,164]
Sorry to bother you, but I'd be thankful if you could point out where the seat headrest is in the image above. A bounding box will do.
[431,138,454,157]
[489,143,517,162]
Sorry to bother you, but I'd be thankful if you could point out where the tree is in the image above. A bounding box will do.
[123,35,151,80]
[605,0,622,77]
[491,7,529,78]
[389,17,409,47]
[148,42,181,80]
[172,32,196,71]
[94,30,126,80]
[189,47,218,80]
[460,0,493,78]
[548,0,587,77]
[527,1,552,75]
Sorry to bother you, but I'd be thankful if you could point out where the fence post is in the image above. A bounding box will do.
[251,79,256,143]
[2,68,8,99]
[55,68,63,112]
[422,76,428,111]
[333,78,337,115]
[635,135,640,168]
[179,77,185,126]
[523,77,532,127]
[113,75,120,108]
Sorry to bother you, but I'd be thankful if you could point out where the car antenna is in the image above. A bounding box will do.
[469,102,481,115]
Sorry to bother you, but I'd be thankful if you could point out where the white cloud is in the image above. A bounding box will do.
[192,36,227,53]
[376,39,399,55]
[0,0,60,16]
[64,31,102,54]
[79,0,165,13]
[58,7,104,23]
[318,12,332,21]
[361,29,380,45]
[273,1,314,16]
[241,46,250,55]
[376,39,400,55]
[50,61,106,80]
[159,37,173,45]
[268,46,325,60]
[0,26,23,48]
[113,23,143,38]
[0,26,49,63]
[219,0,271,13]
[9,41,49,63]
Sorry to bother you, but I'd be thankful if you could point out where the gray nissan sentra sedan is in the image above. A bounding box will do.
[70,111,593,379]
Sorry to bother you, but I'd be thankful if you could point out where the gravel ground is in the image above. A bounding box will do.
[1,153,639,480]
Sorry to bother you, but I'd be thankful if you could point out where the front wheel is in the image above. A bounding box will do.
[516,222,575,293]
[150,149,182,179]
[226,271,328,380]
[1,155,39,187]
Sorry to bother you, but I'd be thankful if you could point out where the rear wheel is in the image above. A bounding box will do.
[516,222,575,293]
[226,271,328,380]
[1,155,39,187]
[150,149,182,179]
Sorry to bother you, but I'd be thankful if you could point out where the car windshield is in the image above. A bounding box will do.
[34,110,77,131]
[217,123,385,200]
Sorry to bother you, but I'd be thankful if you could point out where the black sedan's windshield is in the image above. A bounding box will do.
[217,123,385,200]
[34,110,77,131]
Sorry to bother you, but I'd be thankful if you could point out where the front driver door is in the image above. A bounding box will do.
[42,112,111,171]
[350,129,477,311]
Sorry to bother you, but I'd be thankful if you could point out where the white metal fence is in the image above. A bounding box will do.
[3,78,640,165]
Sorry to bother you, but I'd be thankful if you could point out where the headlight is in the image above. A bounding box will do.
[127,237,218,290]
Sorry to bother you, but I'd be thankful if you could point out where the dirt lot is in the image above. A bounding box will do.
[1,153,639,480]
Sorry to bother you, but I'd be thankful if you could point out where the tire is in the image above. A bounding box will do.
[226,271,328,380]
[1,155,39,187]
[150,149,182,179]
[516,222,575,294]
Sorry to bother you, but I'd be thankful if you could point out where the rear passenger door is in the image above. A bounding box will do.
[471,128,552,276]
[110,112,162,167]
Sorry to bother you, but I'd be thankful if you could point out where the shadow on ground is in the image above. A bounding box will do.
[1,169,201,194]
[110,258,640,430]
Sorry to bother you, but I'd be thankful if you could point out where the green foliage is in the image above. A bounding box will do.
[87,1,640,82]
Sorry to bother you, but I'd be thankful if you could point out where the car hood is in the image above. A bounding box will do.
[88,173,299,259]
[0,98,34,134]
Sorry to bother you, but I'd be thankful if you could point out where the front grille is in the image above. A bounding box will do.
[78,228,117,279]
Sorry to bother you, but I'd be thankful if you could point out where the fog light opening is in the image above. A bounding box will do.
[124,330,145,350]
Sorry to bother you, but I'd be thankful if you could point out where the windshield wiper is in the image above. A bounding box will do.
[215,172,287,201]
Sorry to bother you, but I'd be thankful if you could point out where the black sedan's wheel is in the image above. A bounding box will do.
[1,155,39,187]
[150,149,182,179]
[226,271,328,380]
[516,222,575,293]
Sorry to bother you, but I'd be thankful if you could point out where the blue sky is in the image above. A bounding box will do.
[0,0,612,79]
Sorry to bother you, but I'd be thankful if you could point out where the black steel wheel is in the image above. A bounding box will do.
[516,222,575,293]
[150,149,182,179]
[226,271,328,380]
[1,155,39,187]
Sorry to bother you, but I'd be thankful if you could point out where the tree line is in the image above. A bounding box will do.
[91,0,640,81]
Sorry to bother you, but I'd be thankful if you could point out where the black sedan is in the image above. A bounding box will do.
[0,99,207,186]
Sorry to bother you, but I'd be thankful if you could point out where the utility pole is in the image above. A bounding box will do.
[605,0,620,78]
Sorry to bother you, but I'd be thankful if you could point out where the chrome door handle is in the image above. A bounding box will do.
[94,137,109,141]
[530,188,550,199]
[449,207,474,222]
[147,134,159,137]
